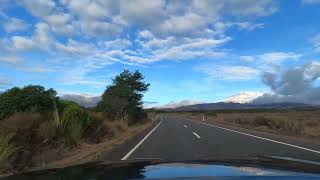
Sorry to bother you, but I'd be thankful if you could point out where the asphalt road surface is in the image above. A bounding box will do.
[118,115,320,162]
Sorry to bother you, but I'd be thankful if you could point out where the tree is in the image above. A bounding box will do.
[98,70,150,123]
[0,85,57,120]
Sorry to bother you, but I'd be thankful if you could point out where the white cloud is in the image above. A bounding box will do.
[3,0,279,85]
[12,36,37,51]
[18,0,55,17]
[198,65,259,81]
[61,0,116,20]
[44,13,75,35]
[11,22,53,51]
[120,0,166,27]
[104,39,132,50]
[258,52,302,63]
[138,30,154,39]
[312,33,320,52]
[224,0,277,17]
[55,39,96,55]
[302,0,320,4]
[241,52,302,64]
[0,55,23,65]
[4,17,29,33]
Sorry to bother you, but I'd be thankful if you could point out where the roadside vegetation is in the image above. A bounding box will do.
[168,109,320,140]
[0,70,151,173]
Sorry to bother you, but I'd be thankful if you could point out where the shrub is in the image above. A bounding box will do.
[85,118,109,143]
[63,122,83,146]
[0,133,21,167]
[60,105,92,129]
[57,99,80,116]
[253,116,270,127]
[59,105,92,147]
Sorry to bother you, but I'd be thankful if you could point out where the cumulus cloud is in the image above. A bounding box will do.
[4,17,29,33]
[60,94,101,108]
[11,22,53,51]
[0,0,279,88]
[253,61,320,104]
[18,0,55,17]
[5,0,277,65]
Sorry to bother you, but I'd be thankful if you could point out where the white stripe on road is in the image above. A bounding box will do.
[121,120,163,160]
[189,119,320,154]
[192,132,201,139]
[184,124,188,128]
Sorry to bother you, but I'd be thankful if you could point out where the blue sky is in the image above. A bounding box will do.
[0,0,320,107]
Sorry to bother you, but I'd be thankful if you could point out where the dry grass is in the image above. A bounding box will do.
[0,132,21,168]
[170,110,320,139]
[37,120,57,143]
[0,112,42,132]
[0,111,151,174]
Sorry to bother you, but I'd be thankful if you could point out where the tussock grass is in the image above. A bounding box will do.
[0,132,21,168]
[38,120,57,143]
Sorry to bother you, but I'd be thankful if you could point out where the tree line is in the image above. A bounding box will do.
[0,69,149,123]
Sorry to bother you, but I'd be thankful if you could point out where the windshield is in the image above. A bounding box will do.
[0,0,320,177]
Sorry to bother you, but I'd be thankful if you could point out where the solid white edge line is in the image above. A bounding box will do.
[188,119,320,154]
[192,132,201,139]
[121,120,163,160]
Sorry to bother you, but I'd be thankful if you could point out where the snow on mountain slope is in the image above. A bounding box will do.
[224,91,263,104]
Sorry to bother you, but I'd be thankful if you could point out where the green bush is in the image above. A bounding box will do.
[57,99,80,116]
[62,122,83,146]
[0,85,57,120]
[60,105,92,129]
[59,105,92,147]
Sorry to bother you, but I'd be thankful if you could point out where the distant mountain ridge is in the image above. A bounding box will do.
[163,102,310,111]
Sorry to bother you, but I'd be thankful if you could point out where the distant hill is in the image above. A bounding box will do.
[162,102,310,111]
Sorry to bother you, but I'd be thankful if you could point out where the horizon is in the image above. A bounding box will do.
[1,0,320,107]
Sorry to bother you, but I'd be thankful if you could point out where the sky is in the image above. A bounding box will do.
[0,0,320,107]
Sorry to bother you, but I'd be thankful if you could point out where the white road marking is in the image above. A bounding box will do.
[184,124,188,128]
[192,132,201,139]
[189,119,320,154]
[121,120,163,160]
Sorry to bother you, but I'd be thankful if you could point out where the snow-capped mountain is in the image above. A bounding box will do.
[224,92,263,104]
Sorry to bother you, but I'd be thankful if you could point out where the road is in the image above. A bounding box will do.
[112,115,320,162]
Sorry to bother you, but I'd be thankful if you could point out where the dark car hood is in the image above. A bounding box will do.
[3,156,320,179]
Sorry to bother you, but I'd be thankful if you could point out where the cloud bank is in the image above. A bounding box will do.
[253,61,320,104]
